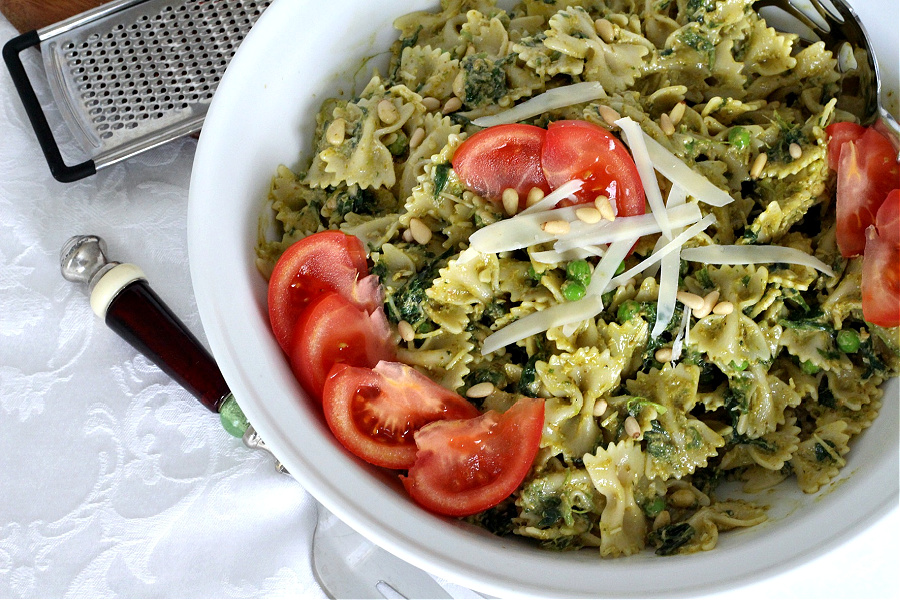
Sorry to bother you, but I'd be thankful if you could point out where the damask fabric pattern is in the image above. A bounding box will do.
[0,16,323,597]
[0,11,897,600]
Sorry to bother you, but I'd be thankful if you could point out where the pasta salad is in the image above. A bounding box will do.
[255,0,899,557]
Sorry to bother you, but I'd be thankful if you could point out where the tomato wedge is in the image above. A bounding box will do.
[452,124,550,204]
[323,362,480,469]
[268,230,378,352]
[833,127,900,257]
[825,122,866,172]
[862,189,900,327]
[289,292,394,400]
[542,120,646,214]
[401,397,545,517]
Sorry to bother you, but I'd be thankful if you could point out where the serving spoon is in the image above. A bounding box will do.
[60,234,456,599]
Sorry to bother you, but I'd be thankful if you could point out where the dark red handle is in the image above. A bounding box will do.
[104,279,230,412]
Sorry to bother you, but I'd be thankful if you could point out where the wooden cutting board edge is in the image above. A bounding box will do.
[1,0,110,33]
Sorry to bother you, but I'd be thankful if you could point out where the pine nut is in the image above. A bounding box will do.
[409,218,432,245]
[660,112,675,136]
[750,152,768,179]
[409,127,426,149]
[669,101,686,125]
[624,415,641,439]
[598,105,620,127]
[377,99,400,125]
[398,320,415,341]
[653,510,671,530]
[593,399,608,417]
[502,188,520,216]
[453,71,466,100]
[422,96,441,112]
[595,195,616,221]
[526,187,545,207]
[713,301,734,315]
[668,489,695,508]
[541,219,571,235]
[789,142,802,159]
[594,18,615,43]
[676,291,704,311]
[325,118,346,146]
[383,132,398,147]
[402,228,414,242]
[442,97,463,114]
[655,347,673,363]
[701,96,723,117]
[693,290,720,318]
[466,382,495,398]
[576,207,603,224]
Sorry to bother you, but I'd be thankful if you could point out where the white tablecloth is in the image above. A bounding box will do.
[0,9,897,599]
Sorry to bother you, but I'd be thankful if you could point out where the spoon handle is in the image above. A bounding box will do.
[60,234,228,412]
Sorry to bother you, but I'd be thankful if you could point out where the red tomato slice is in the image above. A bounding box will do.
[323,362,480,469]
[835,128,900,257]
[862,189,900,327]
[289,292,394,400]
[401,397,545,517]
[825,122,866,172]
[541,120,646,214]
[268,230,377,352]
[452,124,550,204]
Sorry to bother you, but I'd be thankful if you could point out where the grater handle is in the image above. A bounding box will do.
[2,30,96,183]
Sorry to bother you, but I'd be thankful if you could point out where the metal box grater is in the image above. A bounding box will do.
[3,0,272,182]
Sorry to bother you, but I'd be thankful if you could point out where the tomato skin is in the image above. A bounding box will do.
[323,362,480,469]
[825,122,866,172]
[862,189,900,327]
[541,120,645,214]
[268,231,376,352]
[289,292,394,400]
[834,128,900,257]
[401,397,545,517]
[452,124,551,204]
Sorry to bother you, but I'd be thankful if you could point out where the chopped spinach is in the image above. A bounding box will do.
[384,249,453,326]
[335,187,375,217]
[433,162,451,197]
[460,53,513,108]
[859,337,887,379]
[467,501,517,536]
[766,114,806,162]
[518,347,548,396]
[649,522,695,556]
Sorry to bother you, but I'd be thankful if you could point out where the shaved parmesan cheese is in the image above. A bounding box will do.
[468,205,581,253]
[680,244,835,276]
[606,214,717,291]
[481,295,604,355]
[554,203,702,251]
[471,83,606,128]
[634,130,734,207]
[653,250,680,337]
[616,117,672,239]
[646,185,687,280]
[671,307,691,360]
[520,180,583,215]
[531,246,604,264]
[480,238,634,355]
[586,238,636,296]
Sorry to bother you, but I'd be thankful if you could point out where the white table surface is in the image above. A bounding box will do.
[0,6,897,599]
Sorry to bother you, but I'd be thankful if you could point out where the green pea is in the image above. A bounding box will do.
[566,259,592,286]
[801,360,820,375]
[836,329,860,353]
[615,260,626,276]
[730,360,749,372]
[562,280,586,302]
[728,126,750,150]
[617,300,641,322]
[527,265,542,282]
[644,496,666,518]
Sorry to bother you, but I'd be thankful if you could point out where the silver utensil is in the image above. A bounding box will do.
[59,234,460,600]
[757,0,899,152]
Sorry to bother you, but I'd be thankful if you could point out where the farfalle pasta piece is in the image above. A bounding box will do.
[584,440,648,557]
[676,500,767,554]
[515,466,603,549]
[625,364,725,480]
[395,45,461,103]
[791,420,852,493]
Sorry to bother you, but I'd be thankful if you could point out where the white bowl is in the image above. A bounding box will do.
[187,1,899,596]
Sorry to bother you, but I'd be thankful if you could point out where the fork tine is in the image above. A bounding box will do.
[754,0,828,37]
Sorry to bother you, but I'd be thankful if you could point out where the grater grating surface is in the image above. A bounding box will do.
[3,0,272,181]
